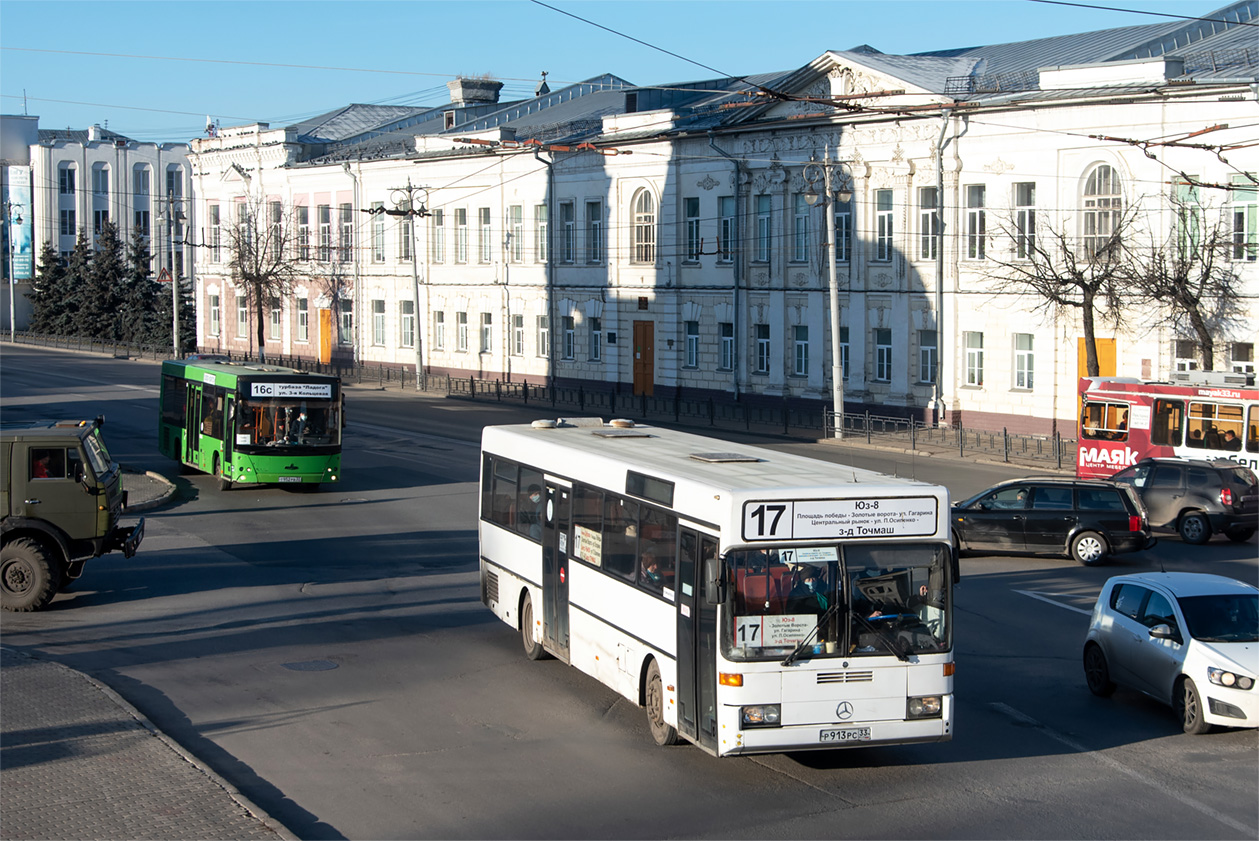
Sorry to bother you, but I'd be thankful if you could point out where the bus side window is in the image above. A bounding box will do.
[1152,399,1183,446]
[490,458,518,527]
[602,496,638,581]
[1248,407,1259,454]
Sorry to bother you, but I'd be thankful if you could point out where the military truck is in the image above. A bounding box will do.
[1,418,144,611]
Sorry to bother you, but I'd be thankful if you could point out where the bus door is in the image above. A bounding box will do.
[184,384,202,465]
[542,480,571,663]
[222,396,234,465]
[676,529,719,752]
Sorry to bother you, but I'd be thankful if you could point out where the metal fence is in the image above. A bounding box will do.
[6,332,1077,468]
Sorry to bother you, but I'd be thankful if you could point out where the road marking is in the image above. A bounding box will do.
[348,420,477,449]
[991,702,1255,837]
[1013,589,1093,616]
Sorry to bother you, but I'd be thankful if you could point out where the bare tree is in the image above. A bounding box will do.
[986,202,1145,377]
[1123,189,1245,371]
[226,197,306,362]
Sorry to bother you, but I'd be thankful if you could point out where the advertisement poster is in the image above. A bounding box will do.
[5,166,32,279]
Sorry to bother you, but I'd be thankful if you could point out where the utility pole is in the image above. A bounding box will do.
[158,191,188,357]
[383,179,430,390]
[804,148,853,439]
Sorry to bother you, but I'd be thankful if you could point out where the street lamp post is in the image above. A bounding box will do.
[388,178,430,390]
[803,149,853,439]
[5,202,22,343]
[158,191,188,358]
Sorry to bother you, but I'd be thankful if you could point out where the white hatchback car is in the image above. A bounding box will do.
[1083,572,1259,734]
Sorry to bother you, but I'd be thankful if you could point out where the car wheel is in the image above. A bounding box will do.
[1177,513,1210,545]
[1175,677,1212,735]
[1,538,63,612]
[1070,531,1108,566]
[951,530,966,558]
[1225,525,1256,543]
[520,595,545,661]
[646,659,679,746]
[1083,643,1116,697]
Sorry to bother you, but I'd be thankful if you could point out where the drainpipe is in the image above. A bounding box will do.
[535,147,556,390]
[342,162,361,365]
[708,132,742,399]
[932,108,953,425]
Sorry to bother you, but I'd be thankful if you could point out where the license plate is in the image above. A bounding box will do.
[819,727,871,743]
[277,476,302,483]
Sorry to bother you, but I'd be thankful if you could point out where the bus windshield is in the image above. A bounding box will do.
[724,543,950,661]
[234,397,340,449]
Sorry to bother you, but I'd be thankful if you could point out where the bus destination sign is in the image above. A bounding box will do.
[742,496,938,542]
[250,382,332,399]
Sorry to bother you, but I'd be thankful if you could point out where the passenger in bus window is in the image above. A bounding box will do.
[1223,429,1242,451]
[786,564,828,614]
[520,484,544,540]
[640,546,664,591]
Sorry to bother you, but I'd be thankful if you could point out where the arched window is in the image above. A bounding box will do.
[632,189,656,264]
[1082,164,1122,258]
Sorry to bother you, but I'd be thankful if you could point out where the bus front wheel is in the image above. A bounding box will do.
[213,455,232,491]
[646,660,678,746]
[520,596,545,660]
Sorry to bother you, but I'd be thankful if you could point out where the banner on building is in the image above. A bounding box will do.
[5,166,32,280]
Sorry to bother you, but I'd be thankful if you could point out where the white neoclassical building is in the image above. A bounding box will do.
[187,1,1258,435]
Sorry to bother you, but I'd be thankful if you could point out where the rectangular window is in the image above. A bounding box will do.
[318,204,332,261]
[1231,342,1255,376]
[480,312,492,353]
[919,329,937,384]
[478,207,492,263]
[208,205,221,262]
[399,210,413,262]
[93,209,109,234]
[1014,182,1036,259]
[59,167,76,195]
[371,202,385,262]
[965,331,985,386]
[93,167,109,196]
[585,200,603,263]
[269,300,282,341]
[835,200,852,262]
[755,195,772,262]
[1175,339,1199,372]
[135,210,151,240]
[537,315,550,358]
[875,189,893,262]
[400,300,415,348]
[719,196,736,262]
[966,185,986,259]
[372,299,386,346]
[590,316,602,362]
[874,328,892,382]
[563,316,575,360]
[339,203,353,262]
[457,311,468,352]
[560,201,575,263]
[296,205,310,260]
[509,205,523,263]
[919,187,938,260]
[59,210,75,236]
[1014,333,1034,389]
[685,197,701,261]
[511,314,524,356]
[1231,173,1257,261]
[840,326,849,380]
[339,300,353,345]
[431,209,445,263]
[719,322,734,370]
[455,208,468,263]
[792,193,810,262]
[755,324,770,373]
[236,297,248,339]
[208,294,221,337]
[534,204,547,263]
[296,298,308,343]
[685,320,699,368]
[433,311,445,350]
[793,325,809,376]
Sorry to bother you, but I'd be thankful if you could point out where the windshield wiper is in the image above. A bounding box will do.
[852,612,912,662]
[782,601,845,667]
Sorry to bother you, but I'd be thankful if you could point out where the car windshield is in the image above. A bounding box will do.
[722,542,950,661]
[1177,593,1259,643]
[84,429,114,478]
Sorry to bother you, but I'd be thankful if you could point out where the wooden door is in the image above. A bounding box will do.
[633,320,654,396]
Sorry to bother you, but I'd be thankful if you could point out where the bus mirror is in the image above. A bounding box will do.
[704,555,725,605]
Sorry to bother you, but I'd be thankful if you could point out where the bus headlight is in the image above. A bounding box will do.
[907,696,942,719]
[1209,668,1254,690]
[740,704,781,727]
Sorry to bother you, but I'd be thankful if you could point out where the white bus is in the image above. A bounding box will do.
[479,418,955,757]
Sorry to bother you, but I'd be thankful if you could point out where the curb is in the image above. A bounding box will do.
[124,469,177,512]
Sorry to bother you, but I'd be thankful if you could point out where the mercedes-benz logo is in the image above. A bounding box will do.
[836,701,854,720]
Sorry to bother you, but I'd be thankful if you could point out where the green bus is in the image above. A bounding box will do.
[159,357,342,490]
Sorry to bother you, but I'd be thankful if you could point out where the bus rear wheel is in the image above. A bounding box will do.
[646,660,678,746]
[213,455,232,491]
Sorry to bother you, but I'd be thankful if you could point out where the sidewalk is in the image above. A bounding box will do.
[0,648,295,840]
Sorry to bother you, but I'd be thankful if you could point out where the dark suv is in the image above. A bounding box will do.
[1109,458,1258,545]
[952,477,1154,565]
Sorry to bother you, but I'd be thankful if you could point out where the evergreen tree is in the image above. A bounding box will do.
[118,227,161,345]
[152,273,197,355]
[56,230,94,336]
[28,241,69,334]
[75,221,125,340]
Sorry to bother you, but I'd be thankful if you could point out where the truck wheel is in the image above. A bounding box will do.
[1,538,63,612]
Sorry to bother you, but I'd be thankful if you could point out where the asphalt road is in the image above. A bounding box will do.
[2,344,1256,840]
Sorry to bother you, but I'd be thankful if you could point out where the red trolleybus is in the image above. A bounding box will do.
[1077,373,1259,478]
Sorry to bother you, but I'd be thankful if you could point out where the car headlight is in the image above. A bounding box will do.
[1208,667,1254,690]
[740,704,781,728]
[907,695,943,719]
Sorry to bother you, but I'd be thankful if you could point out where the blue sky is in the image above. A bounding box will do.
[0,0,1228,143]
